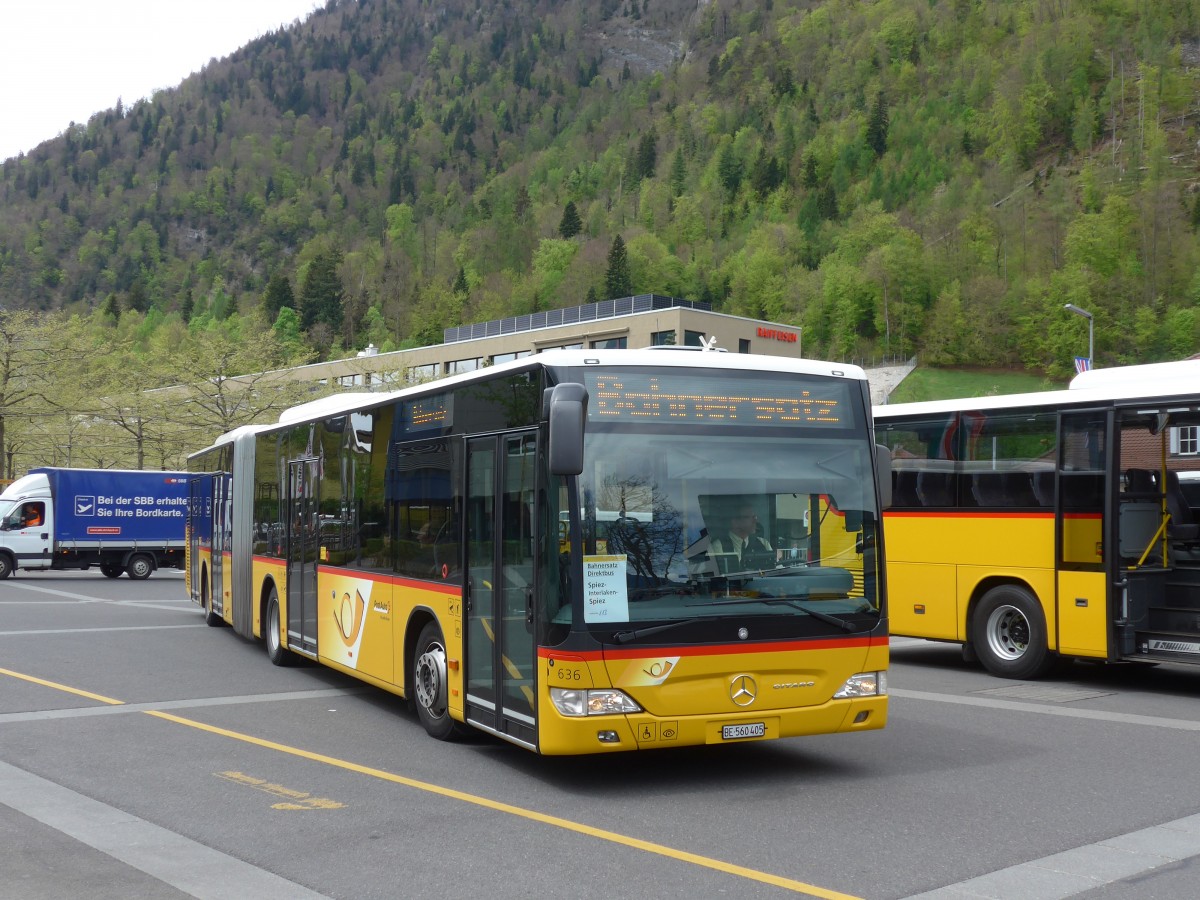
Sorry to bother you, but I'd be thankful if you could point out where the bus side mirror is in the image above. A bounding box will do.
[876,444,893,510]
[547,382,588,476]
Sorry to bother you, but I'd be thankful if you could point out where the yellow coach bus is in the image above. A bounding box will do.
[874,359,1200,678]
[186,348,890,754]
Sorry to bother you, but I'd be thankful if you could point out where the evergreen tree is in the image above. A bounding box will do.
[514,185,531,223]
[126,280,149,314]
[717,145,743,196]
[867,92,889,158]
[750,150,783,198]
[299,250,345,333]
[636,130,658,180]
[558,201,582,239]
[670,148,687,196]
[802,154,819,188]
[604,235,633,298]
[817,183,839,220]
[263,273,295,319]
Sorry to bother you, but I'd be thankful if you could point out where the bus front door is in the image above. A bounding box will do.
[211,471,230,620]
[286,458,320,656]
[465,432,538,749]
[187,474,212,605]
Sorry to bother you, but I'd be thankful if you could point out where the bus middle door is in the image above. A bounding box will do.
[465,432,538,749]
[286,458,320,656]
[1055,411,1110,659]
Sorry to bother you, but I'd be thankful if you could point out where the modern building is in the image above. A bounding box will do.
[299,295,804,390]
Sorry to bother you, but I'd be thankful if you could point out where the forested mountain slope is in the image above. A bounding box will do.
[2,0,1199,377]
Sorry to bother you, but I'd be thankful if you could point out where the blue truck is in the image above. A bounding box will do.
[0,467,189,579]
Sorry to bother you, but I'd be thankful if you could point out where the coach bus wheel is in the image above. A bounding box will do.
[100,563,123,578]
[0,553,12,579]
[413,622,465,741]
[972,585,1056,679]
[127,553,154,580]
[265,589,296,667]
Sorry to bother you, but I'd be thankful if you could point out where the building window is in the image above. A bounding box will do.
[446,358,480,375]
[739,339,751,354]
[651,330,676,346]
[1173,426,1200,456]
[590,337,627,349]
[406,364,438,383]
[684,330,706,347]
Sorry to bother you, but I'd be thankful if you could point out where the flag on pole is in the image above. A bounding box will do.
[1074,356,1091,374]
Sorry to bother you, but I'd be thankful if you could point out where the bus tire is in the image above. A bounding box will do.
[127,553,154,580]
[972,585,1056,679]
[100,563,123,578]
[0,553,12,579]
[413,621,466,741]
[265,588,296,666]
[201,578,224,628]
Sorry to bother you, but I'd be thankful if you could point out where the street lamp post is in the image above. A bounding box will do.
[1064,303,1094,369]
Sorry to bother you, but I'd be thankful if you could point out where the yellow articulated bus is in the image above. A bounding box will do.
[186,347,889,755]
[874,359,1200,679]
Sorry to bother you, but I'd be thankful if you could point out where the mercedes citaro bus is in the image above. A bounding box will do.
[187,348,889,754]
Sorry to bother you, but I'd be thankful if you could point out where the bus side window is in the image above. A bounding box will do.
[892,469,920,507]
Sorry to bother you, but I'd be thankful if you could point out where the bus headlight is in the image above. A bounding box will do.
[549,688,643,717]
[833,671,887,698]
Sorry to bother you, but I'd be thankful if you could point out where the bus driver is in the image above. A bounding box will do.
[709,504,773,569]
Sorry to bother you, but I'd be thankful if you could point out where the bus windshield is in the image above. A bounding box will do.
[563,371,881,638]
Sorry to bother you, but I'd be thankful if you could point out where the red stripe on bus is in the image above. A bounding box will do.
[539,635,882,662]
[313,563,465,595]
[248,557,464,596]
[883,510,1069,519]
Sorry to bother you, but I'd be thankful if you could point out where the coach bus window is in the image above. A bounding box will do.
[961,411,1056,508]
[876,415,959,508]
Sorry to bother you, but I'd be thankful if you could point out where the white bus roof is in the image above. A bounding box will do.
[876,361,1200,420]
[194,348,869,455]
[277,391,396,425]
[1069,358,1200,391]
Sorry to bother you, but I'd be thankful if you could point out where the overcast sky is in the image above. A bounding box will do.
[1,1,321,162]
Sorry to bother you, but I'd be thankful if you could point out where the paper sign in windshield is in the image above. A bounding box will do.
[584,554,629,623]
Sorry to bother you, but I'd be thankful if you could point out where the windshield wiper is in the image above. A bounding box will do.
[695,597,858,632]
[611,615,725,644]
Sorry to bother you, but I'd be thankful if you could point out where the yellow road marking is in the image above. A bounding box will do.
[216,771,345,810]
[0,666,859,899]
[0,667,124,705]
[148,710,858,899]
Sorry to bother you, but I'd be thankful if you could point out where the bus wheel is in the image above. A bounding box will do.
[100,563,123,578]
[972,585,1056,679]
[265,588,296,666]
[127,553,154,580]
[413,622,465,741]
[201,578,224,628]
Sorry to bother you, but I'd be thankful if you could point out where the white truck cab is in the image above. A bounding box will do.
[0,472,53,576]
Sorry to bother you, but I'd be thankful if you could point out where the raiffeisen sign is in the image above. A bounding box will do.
[757,327,798,343]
